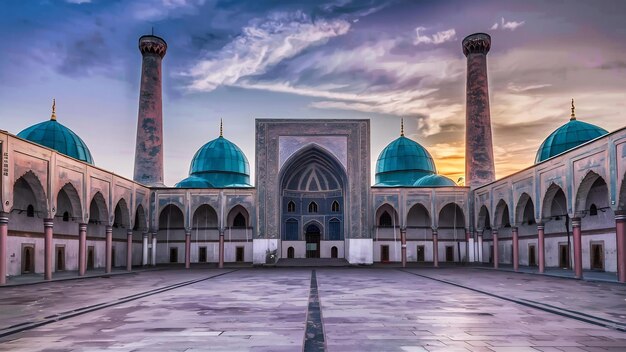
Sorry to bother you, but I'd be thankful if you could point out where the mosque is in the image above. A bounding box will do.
[0,32,624,285]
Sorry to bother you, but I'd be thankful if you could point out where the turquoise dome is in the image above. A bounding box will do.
[176,136,251,188]
[535,119,608,163]
[413,174,456,187]
[375,136,436,187]
[17,118,94,165]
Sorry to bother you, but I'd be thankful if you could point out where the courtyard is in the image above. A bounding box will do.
[0,267,625,352]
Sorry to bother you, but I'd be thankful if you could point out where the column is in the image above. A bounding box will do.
[142,232,149,266]
[151,234,157,266]
[105,225,112,273]
[616,214,626,283]
[126,230,133,271]
[78,223,87,276]
[478,232,483,263]
[44,218,54,280]
[432,229,438,268]
[185,230,191,269]
[572,217,583,279]
[0,212,8,285]
[218,228,225,269]
[492,229,499,269]
[400,227,407,268]
[465,229,472,263]
[468,230,475,263]
[512,227,519,271]
[537,223,545,273]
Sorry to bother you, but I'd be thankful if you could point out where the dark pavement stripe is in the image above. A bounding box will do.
[303,270,326,352]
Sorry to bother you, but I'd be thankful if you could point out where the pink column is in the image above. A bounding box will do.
[465,229,471,263]
[572,218,583,279]
[477,233,483,262]
[218,229,225,269]
[0,213,8,285]
[492,229,499,269]
[185,230,191,269]
[616,215,626,283]
[78,223,87,276]
[537,223,545,273]
[126,230,133,272]
[400,228,407,268]
[105,225,112,273]
[44,218,54,280]
[432,229,438,268]
[512,227,519,271]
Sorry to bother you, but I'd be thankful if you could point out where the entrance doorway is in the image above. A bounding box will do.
[528,244,536,266]
[236,247,244,262]
[199,246,207,262]
[381,245,389,262]
[287,247,295,258]
[169,247,178,263]
[416,245,425,262]
[22,245,34,274]
[305,224,321,258]
[559,243,569,268]
[591,242,604,270]
[331,246,338,258]
[445,246,454,262]
[87,246,94,270]
[56,246,65,271]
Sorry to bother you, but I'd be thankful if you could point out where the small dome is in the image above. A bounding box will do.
[375,136,436,186]
[177,134,251,188]
[535,120,608,163]
[17,109,94,165]
[413,174,456,187]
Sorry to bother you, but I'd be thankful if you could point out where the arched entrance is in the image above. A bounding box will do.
[279,145,347,259]
[305,223,321,258]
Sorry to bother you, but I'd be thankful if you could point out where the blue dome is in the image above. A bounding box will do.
[413,174,456,187]
[17,119,94,165]
[176,136,251,188]
[375,136,436,187]
[535,119,608,163]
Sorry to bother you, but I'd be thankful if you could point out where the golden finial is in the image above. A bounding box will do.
[219,118,223,137]
[51,99,56,121]
[570,98,576,120]
[400,118,404,136]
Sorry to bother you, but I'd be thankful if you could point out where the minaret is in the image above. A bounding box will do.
[463,33,495,188]
[133,34,167,186]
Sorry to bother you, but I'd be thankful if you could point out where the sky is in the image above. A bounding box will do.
[1,0,625,186]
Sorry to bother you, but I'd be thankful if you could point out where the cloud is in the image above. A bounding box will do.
[507,83,552,92]
[184,12,351,91]
[131,0,206,21]
[66,0,91,3]
[491,17,525,31]
[414,27,456,45]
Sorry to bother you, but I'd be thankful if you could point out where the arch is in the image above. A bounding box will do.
[574,171,610,216]
[192,204,218,229]
[331,200,340,212]
[303,220,324,235]
[287,247,295,258]
[280,145,346,192]
[113,198,131,228]
[227,205,249,228]
[515,193,535,226]
[89,192,108,224]
[285,218,299,241]
[287,200,296,213]
[328,217,341,240]
[406,203,431,227]
[159,204,185,230]
[331,246,338,258]
[542,183,567,220]
[12,171,48,216]
[494,199,511,229]
[26,205,34,217]
[589,204,598,216]
[133,204,147,231]
[376,203,398,227]
[56,183,82,221]
[515,192,536,226]
[477,205,491,231]
[308,201,318,213]
[619,172,626,212]
[438,203,465,229]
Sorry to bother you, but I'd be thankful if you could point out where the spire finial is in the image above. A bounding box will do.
[219,118,223,137]
[51,99,56,121]
[570,98,576,120]
[400,117,404,136]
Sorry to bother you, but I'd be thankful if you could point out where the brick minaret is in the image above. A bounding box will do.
[133,35,167,186]
[463,33,495,188]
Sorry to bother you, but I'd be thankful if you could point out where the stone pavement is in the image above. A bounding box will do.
[0,267,624,351]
